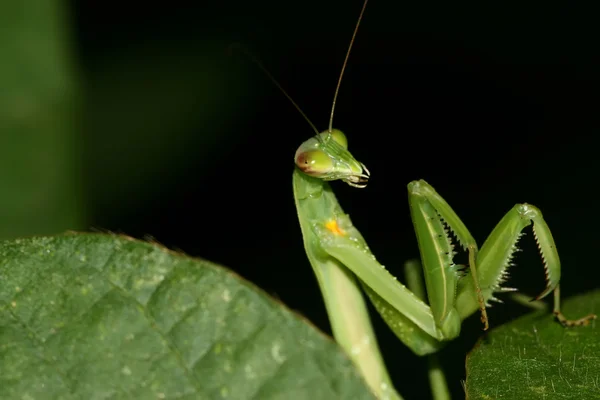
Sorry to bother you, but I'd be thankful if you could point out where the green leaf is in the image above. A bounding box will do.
[0,233,376,400]
[0,1,84,239]
[465,290,600,399]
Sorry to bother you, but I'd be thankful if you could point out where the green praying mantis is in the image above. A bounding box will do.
[248,0,597,398]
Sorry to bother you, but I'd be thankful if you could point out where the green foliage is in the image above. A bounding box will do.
[0,233,376,400]
[465,291,600,399]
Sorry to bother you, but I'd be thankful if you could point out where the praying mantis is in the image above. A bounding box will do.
[248,0,597,398]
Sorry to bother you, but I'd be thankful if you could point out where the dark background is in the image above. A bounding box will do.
[70,1,599,398]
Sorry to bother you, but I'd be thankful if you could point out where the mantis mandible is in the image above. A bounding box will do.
[249,0,597,398]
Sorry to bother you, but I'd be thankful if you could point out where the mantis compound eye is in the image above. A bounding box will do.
[329,129,348,149]
[319,129,348,150]
[295,150,333,177]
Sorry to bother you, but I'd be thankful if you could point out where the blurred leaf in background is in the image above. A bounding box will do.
[0,0,258,238]
[0,0,84,239]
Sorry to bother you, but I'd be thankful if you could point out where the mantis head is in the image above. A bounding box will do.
[294,129,370,188]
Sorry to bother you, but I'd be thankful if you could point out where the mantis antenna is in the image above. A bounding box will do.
[229,43,319,135]
[328,0,369,132]
[230,0,369,135]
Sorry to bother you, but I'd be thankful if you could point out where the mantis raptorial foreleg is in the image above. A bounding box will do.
[455,201,597,328]
[406,180,487,335]
[296,159,597,354]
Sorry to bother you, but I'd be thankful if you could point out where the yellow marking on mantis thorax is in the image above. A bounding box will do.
[325,219,346,236]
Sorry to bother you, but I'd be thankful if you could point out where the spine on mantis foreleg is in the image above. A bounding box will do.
[293,169,402,400]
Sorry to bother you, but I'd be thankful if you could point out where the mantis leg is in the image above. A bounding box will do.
[404,260,451,400]
[455,203,597,326]
[553,285,597,326]
[407,181,489,333]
